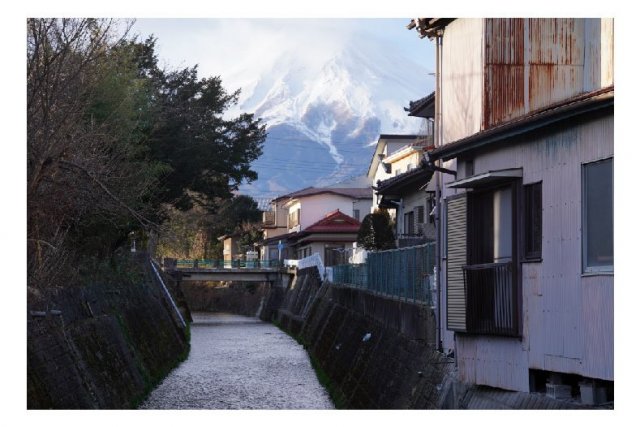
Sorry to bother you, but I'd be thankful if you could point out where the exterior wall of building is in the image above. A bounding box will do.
[263,227,288,240]
[387,148,422,176]
[441,18,614,146]
[441,18,484,144]
[370,139,418,213]
[453,113,613,391]
[287,194,360,232]
[352,198,372,222]
[400,185,436,241]
[436,16,614,385]
[222,237,239,261]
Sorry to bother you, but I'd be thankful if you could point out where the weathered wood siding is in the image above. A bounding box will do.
[455,113,613,391]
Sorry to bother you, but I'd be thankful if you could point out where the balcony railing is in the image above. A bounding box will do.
[262,211,275,226]
[463,261,519,337]
[397,233,428,248]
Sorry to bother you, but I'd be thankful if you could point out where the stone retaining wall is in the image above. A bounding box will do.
[275,267,455,409]
[27,256,190,409]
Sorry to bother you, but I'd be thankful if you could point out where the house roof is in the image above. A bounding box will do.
[430,86,614,162]
[267,210,361,246]
[366,134,426,179]
[405,91,435,118]
[273,186,371,202]
[374,162,435,196]
[302,210,361,234]
[407,18,456,39]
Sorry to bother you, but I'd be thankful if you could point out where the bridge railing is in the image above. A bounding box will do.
[173,259,281,269]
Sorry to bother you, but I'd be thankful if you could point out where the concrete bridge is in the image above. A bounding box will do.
[162,258,293,286]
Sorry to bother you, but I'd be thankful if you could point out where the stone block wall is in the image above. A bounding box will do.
[275,267,455,409]
[27,257,190,409]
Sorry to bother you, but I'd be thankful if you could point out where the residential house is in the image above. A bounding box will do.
[373,98,438,248]
[288,209,362,267]
[367,134,423,214]
[260,197,290,261]
[260,186,372,264]
[413,18,613,400]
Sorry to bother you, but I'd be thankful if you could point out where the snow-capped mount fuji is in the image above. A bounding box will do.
[236,37,433,199]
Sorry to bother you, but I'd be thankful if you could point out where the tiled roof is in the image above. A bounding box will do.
[302,210,361,234]
[404,91,435,118]
[274,186,371,202]
[375,164,434,195]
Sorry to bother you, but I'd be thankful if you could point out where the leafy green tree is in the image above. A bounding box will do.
[357,209,396,251]
[128,37,266,211]
[155,195,263,260]
[27,19,267,288]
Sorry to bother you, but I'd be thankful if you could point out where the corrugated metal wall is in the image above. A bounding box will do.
[528,18,586,112]
[484,18,525,127]
[442,18,484,144]
[441,18,614,142]
[457,113,614,390]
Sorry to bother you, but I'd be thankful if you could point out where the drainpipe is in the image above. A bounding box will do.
[434,30,444,353]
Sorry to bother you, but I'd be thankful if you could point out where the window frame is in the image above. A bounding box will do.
[581,157,614,274]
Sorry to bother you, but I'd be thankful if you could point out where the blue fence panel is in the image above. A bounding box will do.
[332,243,435,304]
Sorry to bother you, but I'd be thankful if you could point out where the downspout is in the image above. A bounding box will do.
[434,30,444,353]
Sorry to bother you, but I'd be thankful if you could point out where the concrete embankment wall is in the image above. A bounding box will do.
[181,282,271,317]
[27,256,190,409]
[273,267,455,409]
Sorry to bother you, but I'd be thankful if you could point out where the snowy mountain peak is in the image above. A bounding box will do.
[237,36,433,199]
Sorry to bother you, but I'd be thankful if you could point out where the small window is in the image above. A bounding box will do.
[404,211,415,235]
[353,209,360,221]
[523,182,542,260]
[582,158,613,273]
[415,206,425,224]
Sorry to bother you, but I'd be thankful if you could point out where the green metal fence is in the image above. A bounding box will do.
[174,259,281,269]
[331,243,435,304]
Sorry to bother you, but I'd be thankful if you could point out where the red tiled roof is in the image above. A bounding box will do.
[302,210,361,233]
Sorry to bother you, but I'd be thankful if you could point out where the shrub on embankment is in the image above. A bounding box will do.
[27,254,190,409]
[273,267,455,409]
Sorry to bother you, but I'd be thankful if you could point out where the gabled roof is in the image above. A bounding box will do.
[302,210,361,234]
[273,186,370,202]
[407,18,456,39]
[374,163,435,196]
[405,92,435,118]
[366,134,424,179]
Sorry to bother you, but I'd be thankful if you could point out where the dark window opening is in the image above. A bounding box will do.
[464,183,519,336]
[404,211,415,235]
[415,205,425,224]
[523,182,542,260]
